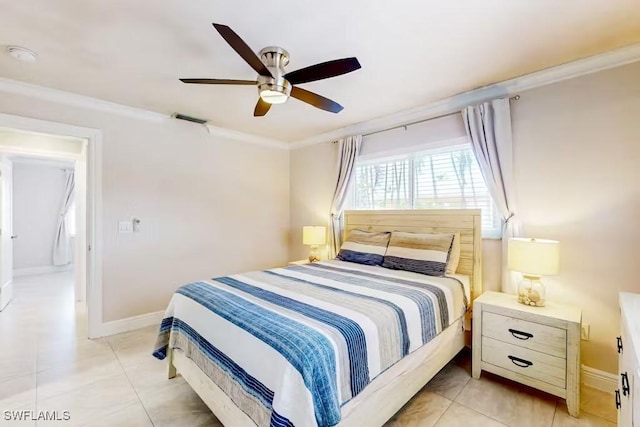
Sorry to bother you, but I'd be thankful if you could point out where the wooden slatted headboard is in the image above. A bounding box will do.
[342,209,483,300]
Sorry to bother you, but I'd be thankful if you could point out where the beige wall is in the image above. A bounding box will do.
[0,92,290,322]
[511,61,640,373]
[289,142,337,262]
[289,62,640,374]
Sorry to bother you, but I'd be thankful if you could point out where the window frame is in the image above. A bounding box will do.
[348,137,502,238]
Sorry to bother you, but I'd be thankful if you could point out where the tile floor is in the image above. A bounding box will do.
[0,273,617,427]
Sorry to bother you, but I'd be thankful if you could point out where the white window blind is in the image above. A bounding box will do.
[350,143,501,237]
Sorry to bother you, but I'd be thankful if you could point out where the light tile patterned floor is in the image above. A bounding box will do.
[0,273,616,426]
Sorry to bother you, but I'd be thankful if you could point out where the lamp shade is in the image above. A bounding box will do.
[508,238,560,276]
[302,226,326,246]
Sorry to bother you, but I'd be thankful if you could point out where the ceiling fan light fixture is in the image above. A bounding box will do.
[257,75,291,105]
[259,89,288,104]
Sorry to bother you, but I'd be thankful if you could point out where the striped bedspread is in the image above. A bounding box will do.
[153,260,467,427]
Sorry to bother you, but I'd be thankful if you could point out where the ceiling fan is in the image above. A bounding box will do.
[180,23,361,117]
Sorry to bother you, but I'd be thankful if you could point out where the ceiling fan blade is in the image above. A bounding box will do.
[284,57,361,85]
[254,98,271,117]
[290,86,343,113]
[180,78,256,85]
[212,23,272,77]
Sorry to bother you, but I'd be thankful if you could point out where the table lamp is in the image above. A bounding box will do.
[508,237,560,307]
[303,226,326,262]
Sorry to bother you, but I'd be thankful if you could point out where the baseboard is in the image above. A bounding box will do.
[96,310,164,338]
[14,265,73,277]
[582,365,617,394]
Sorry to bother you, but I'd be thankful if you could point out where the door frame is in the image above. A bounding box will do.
[0,159,14,311]
[0,113,102,338]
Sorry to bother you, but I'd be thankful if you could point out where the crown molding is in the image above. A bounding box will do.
[205,124,289,150]
[4,41,639,152]
[0,77,292,150]
[0,77,168,122]
[290,42,640,149]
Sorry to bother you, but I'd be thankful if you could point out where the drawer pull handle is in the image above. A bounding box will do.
[621,372,630,396]
[508,329,533,340]
[508,355,533,368]
[617,336,623,353]
[615,390,621,409]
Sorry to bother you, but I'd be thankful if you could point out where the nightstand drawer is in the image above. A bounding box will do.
[482,337,566,388]
[483,311,567,358]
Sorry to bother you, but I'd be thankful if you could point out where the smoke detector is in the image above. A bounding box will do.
[6,46,38,63]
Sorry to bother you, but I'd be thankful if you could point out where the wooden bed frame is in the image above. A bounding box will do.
[167,209,483,426]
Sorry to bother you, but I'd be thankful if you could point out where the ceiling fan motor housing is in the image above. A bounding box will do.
[257,47,292,98]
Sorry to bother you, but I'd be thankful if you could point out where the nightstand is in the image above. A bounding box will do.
[288,260,310,266]
[472,291,582,417]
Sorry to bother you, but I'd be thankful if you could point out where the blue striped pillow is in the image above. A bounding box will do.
[382,232,455,276]
[337,230,391,266]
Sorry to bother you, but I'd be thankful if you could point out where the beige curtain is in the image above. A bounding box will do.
[462,98,519,293]
[329,135,362,257]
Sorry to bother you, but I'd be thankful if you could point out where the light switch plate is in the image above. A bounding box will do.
[118,221,133,234]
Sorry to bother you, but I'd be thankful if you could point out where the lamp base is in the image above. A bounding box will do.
[517,275,546,307]
[308,245,320,263]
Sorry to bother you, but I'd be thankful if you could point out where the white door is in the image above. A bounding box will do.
[0,158,14,311]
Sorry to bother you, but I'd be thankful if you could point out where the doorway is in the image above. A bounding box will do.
[0,130,87,334]
[0,113,101,338]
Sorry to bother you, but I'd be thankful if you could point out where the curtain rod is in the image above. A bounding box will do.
[359,95,520,138]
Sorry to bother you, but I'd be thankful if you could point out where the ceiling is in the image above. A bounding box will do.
[1,1,639,142]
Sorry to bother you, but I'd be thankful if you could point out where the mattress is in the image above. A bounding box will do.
[153,260,467,427]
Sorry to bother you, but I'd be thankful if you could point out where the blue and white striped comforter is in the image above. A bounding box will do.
[153,260,467,427]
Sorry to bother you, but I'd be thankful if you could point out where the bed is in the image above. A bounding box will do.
[153,209,482,427]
